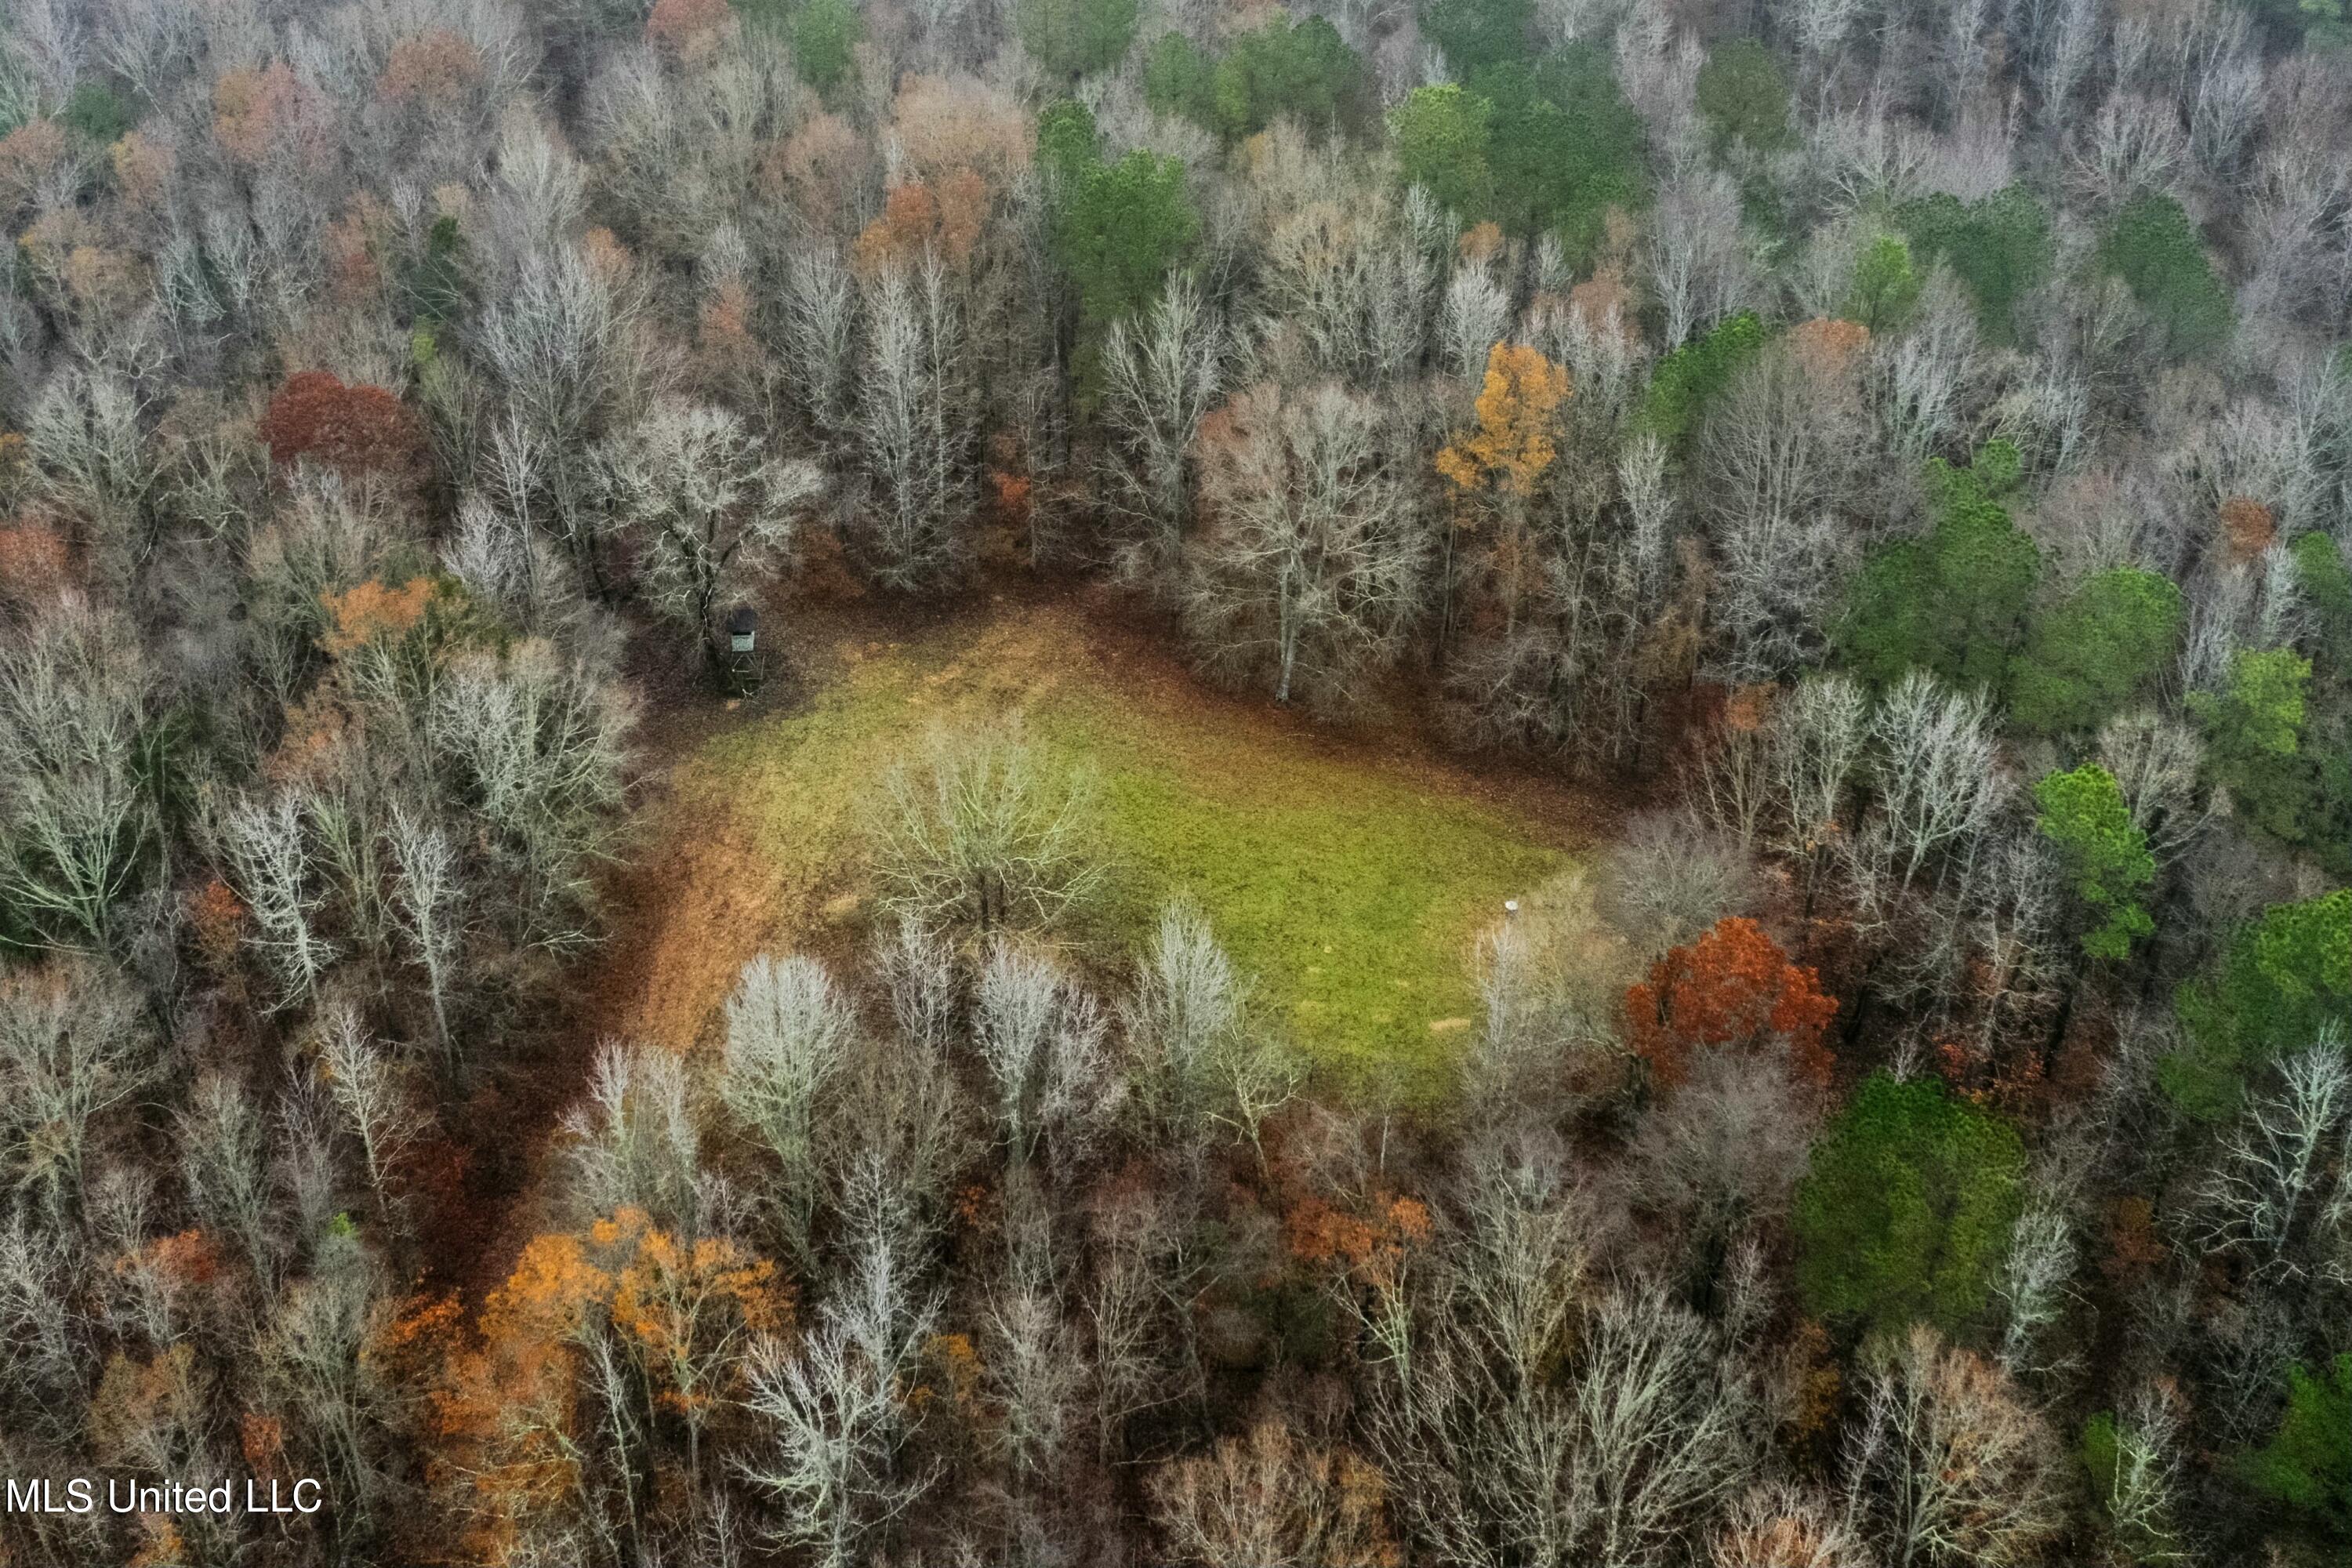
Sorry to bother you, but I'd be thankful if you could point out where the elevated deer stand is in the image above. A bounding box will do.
[720,605,764,697]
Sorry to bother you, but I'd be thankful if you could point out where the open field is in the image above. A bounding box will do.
[597,594,1592,1092]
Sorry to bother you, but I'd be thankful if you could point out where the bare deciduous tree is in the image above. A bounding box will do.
[601,398,819,659]
[0,959,153,1219]
[2188,40,2263,175]
[1994,1203,2078,1380]
[0,1207,84,1443]
[974,940,1122,1164]
[853,257,980,593]
[1122,902,1303,1166]
[1790,0,1868,77]
[2191,1032,2350,1281]
[1713,507,1850,683]
[1869,272,1981,459]
[387,804,463,1058]
[1102,273,1226,584]
[1767,673,1870,902]
[2027,0,2102,128]
[1700,349,1863,681]
[722,953,854,1268]
[742,1229,943,1568]
[2095,709,2211,859]
[178,1073,280,1290]
[0,600,158,950]
[1123,902,1239,1135]
[24,368,160,563]
[1385,1272,1755,1568]
[1254,194,1434,388]
[1846,673,2005,912]
[223,791,336,1011]
[1615,5,1703,162]
[1839,1326,2063,1568]
[478,242,654,585]
[257,1233,400,1529]
[1614,1051,1820,1273]
[1149,1421,1397,1567]
[2087,1382,2189,1563]
[561,1041,707,1237]
[780,247,860,447]
[1185,382,1425,708]
[982,1260,1092,1487]
[314,1005,425,1229]
[2069,94,2187,209]
[1438,265,1511,383]
[1648,171,1756,349]
[834,922,982,1240]
[871,721,1102,938]
[430,640,633,952]
[1598,809,1762,956]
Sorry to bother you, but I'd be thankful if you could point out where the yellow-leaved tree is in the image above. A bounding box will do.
[1436,343,1571,647]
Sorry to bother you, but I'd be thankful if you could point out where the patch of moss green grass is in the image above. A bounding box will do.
[1050,697,1565,1094]
[682,622,1566,1098]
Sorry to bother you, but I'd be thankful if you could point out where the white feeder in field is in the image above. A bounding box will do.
[1504,898,1520,921]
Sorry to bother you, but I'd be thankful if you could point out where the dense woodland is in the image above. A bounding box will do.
[1,0,2350,1562]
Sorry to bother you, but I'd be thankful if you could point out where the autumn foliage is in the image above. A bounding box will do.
[0,118,68,210]
[694,277,764,394]
[760,111,862,227]
[1624,916,1838,1091]
[213,64,324,166]
[1436,343,1571,497]
[319,575,437,655]
[1286,1192,1432,1276]
[853,175,990,272]
[647,0,737,64]
[1457,221,1504,265]
[2220,495,2275,561]
[414,1210,789,1557]
[891,74,1033,187]
[185,878,248,971]
[1785,315,1871,381]
[5,9,2342,1563]
[109,131,177,211]
[259,372,427,479]
[0,514,71,607]
[1567,267,1638,338]
[379,30,485,110]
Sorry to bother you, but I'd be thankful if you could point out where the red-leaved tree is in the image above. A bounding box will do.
[258,372,426,479]
[1624,916,1838,1091]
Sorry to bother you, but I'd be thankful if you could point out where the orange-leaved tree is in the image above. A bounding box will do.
[318,575,437,656]
[1624,916,1838,1091]
[600,1209,787,1465]
[1286,1191,1433,1286]
[413,1210,788,1559]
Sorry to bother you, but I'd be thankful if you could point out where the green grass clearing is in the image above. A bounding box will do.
[675,608,1572,1094]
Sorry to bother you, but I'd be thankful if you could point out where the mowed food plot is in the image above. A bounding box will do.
[615,601,1577,1092]
[1051,699,1566,1086]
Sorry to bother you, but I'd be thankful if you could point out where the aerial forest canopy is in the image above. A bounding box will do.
[1,0,2350,1563]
